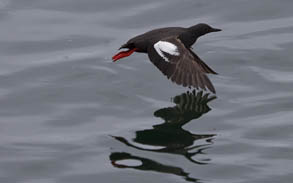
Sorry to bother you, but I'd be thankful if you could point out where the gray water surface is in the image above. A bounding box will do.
[0,0,293,183]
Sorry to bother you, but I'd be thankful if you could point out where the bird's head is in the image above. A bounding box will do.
[188,23,221,37]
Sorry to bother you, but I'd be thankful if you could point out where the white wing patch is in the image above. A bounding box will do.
[154,41,180,62]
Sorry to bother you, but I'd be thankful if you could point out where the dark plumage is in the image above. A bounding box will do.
[112,23,221,93]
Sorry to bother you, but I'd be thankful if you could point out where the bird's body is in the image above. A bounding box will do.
[125,27,186,52]
[112,23,221,93]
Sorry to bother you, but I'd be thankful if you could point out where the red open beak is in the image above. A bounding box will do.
[112,48,137,62]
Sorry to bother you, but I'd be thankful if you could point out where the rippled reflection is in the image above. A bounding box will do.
[110,152,199,182]
[110,90,216,181]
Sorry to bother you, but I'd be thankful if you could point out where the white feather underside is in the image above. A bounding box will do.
[154,41,180,62]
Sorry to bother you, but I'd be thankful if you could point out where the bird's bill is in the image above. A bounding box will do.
[112,48,137,62]
[211,27,222,32]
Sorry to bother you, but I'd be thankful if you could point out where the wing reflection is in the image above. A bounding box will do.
[110,90,216,182]
[110,152,199,182]
[112,90,216,164]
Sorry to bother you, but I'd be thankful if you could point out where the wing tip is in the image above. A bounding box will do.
[169,70,216,94]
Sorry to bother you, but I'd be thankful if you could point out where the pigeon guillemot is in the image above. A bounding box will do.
[112,23,221,93]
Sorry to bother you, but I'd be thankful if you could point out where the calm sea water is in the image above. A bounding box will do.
[0,0,293,182]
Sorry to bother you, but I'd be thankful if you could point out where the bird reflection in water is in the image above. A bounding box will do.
[110,90,216,182]
[110,152,199,182]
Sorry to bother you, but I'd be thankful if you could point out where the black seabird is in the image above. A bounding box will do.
[112,23,221,93]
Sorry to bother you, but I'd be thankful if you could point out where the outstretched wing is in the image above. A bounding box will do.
[147,37,216,93]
